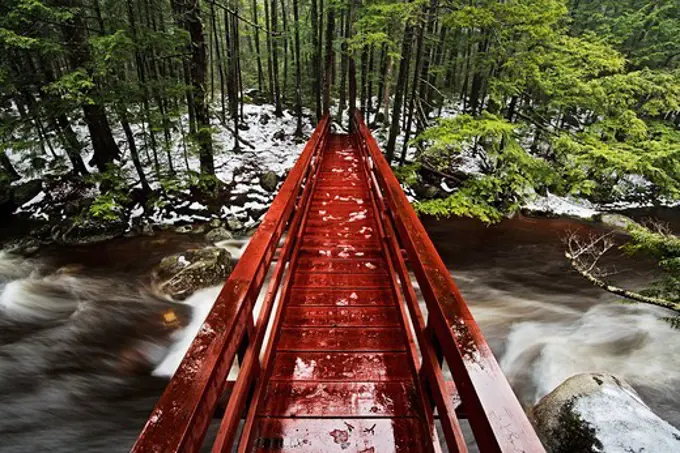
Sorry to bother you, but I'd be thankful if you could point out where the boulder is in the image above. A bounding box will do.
[175,225,193,234]
[11,179,43,206]
[531,373,680,453]
[259,113,270,125]
[226,216,244,232]
[596,213,637,232]
[259,171,278,193]
[153,247,232,299]
[2,237,40,256]
[413,183,440,200]
[57,217,127,245]
[141,223,155,236]
[209,218,223,228]
[206,227,233,242]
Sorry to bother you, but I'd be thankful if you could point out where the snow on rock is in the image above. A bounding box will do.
[531,373,680,453]
[524,191,600,220]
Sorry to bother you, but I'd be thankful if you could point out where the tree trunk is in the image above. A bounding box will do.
[271,0,283,116]
[360,46,368,118]
[366,44,374,117]
[310,0,322,122]
[322,4,335,115]
[263,0,275,100]
[381,56,393,126]
[0,152,20,181]
[251,0,265,92]
[401,2,430,164]
[211,2,227,123]
[280,0,289,104]
[347,0,357,130]
[174,0,214,175]
[293,0,303,136]
[339,12,349,121]
[120,111,151,193]
[386,15,415,163]
[225,7,241,151]
[61,0,120,173]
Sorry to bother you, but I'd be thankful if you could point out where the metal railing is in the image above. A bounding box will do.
[351,111,545,453]
[131,116,330,453]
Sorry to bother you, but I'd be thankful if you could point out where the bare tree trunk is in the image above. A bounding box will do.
[386,12,414,163]
[119,109,151,193]
[293,0,303,136]
[251,0,265,92]
[322,4,335,115]
[174,0,214,174]
[211,2,227,123]
[280,0,289,104]
[271,0,283,116]
[347,0,357,131]
[310,0,322,122]
[0,152,20,181]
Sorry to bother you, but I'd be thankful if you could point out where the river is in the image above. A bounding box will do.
[0,213,678,452]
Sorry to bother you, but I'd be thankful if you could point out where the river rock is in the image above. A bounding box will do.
[596,213,637,232]
[2,237,41,256]
[206,227,233,242]
[226,216,244,232]
[209,218,223,228]
[175,224,193,234]
[153,247,232,299]
[530,373,680,453]
[57,217,127,245]
[259,171,278,193]
[11,179,43,206]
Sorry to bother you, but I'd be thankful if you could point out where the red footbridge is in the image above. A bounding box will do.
[132,113,545,452]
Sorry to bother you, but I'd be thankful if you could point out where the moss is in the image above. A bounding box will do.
[548,398,603,453]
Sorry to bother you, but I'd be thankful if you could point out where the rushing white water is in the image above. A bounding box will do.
[152,284,223,377]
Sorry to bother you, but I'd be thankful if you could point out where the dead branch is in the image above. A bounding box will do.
[563,231,680,313]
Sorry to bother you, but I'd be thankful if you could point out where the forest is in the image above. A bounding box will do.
[1,1,679,303]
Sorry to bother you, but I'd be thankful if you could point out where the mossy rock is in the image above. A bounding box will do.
[153,247,233,300]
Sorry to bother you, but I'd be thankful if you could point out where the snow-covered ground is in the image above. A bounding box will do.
[4,98,677,231]
[5,102,314,229]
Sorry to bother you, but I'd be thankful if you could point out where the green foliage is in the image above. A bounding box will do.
[88,193,124,222]
[624,222,680,303]
[393,163,420,187]
[415,112,556,221]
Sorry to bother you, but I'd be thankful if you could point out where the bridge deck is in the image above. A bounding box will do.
[132,114,545,453]
[247,135,434,451]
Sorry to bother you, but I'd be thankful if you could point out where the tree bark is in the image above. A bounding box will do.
[0,152,20,181]
[310,0,322,122]
[174,0,214,174]
[61,0,121,172]
[322,4,335,115]
[251,0,265,92]
[565,251,680,313]
[120,111,151,193]
[293,0,303,136]
[270,0,283,116]
[347,0,357,131]
[386,14,415,163]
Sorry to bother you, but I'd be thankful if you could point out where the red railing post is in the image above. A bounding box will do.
[131,117,330,453]
[352,111,545,453]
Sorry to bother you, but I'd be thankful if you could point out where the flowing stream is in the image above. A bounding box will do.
[0,212,678,452]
